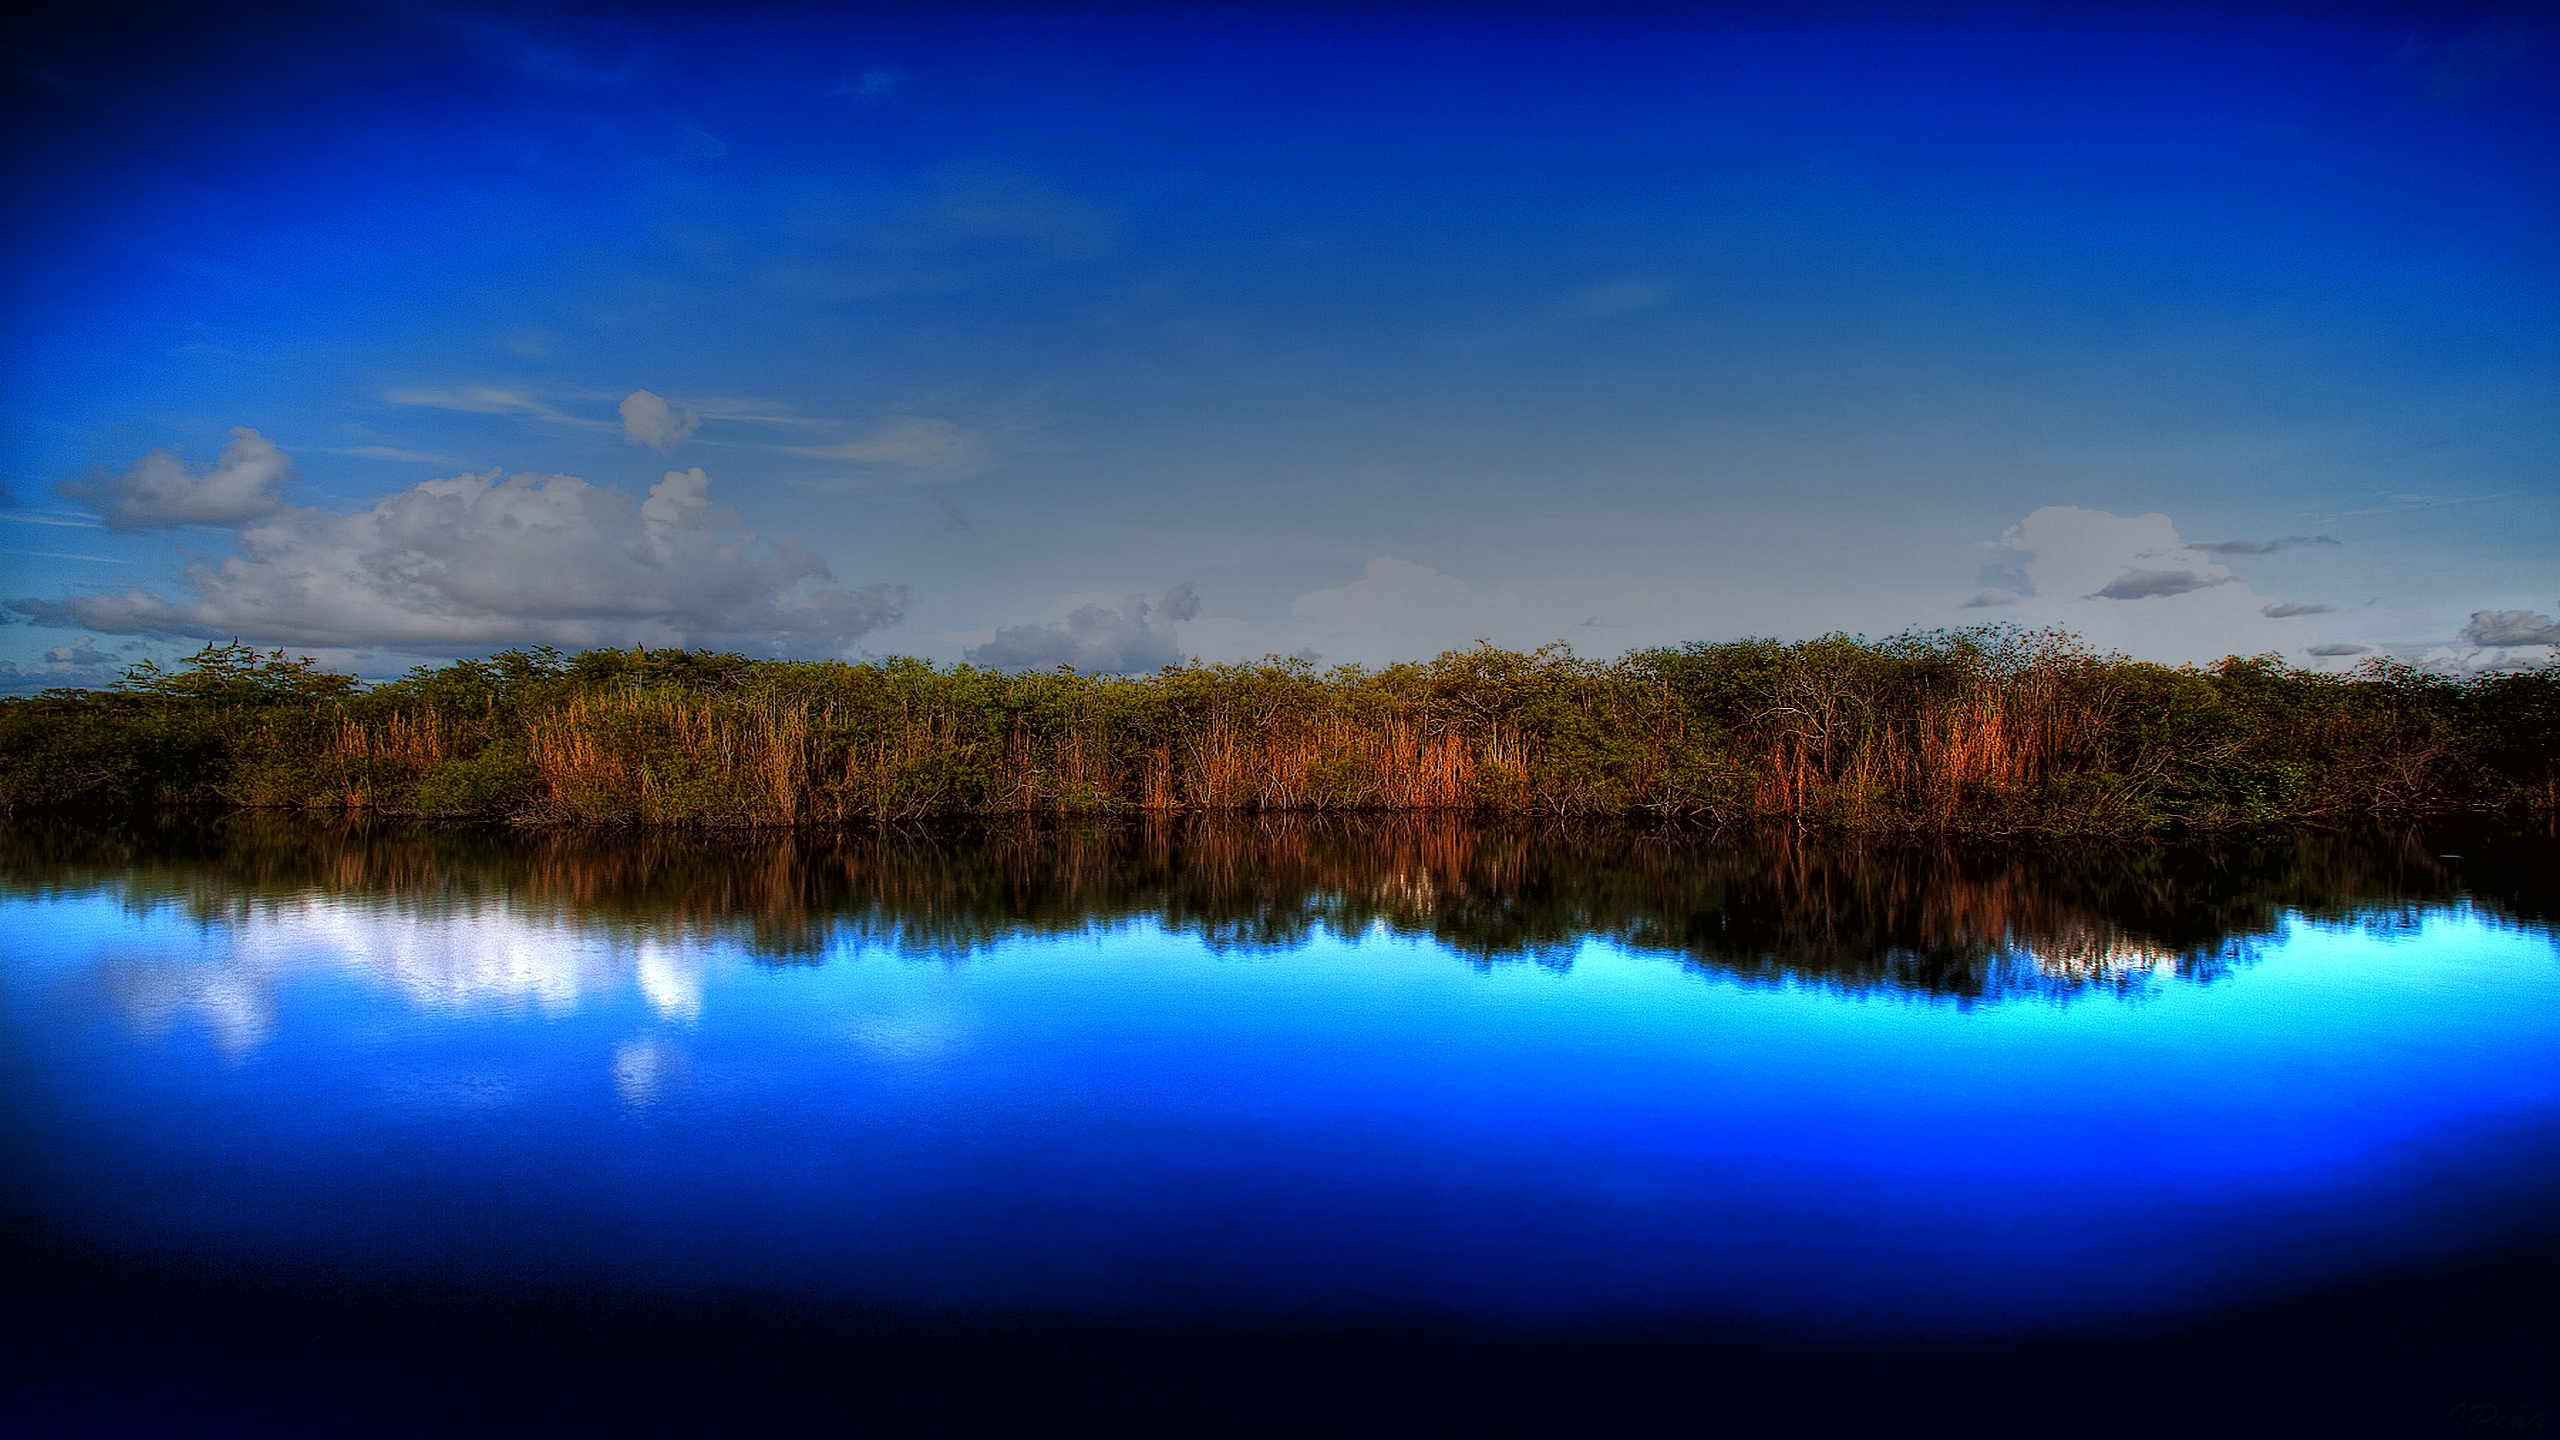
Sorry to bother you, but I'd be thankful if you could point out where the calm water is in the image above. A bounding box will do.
[4,818,2557,1350]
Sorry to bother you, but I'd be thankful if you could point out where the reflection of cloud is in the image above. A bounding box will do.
[89,894,738,1058]
[103,948,275,1059]
[636,945,703,1024]
[851,1014,963,1062]
[614,1036,687,1105]
[2014,932,2186,988]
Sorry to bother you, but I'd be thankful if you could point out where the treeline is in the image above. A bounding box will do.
[1,631,2554,832]
[9,813,2546,999]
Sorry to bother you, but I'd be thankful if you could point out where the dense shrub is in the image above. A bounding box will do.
[2,634,2551,833]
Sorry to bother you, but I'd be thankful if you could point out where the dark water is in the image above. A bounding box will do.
[4,818,2556,1434]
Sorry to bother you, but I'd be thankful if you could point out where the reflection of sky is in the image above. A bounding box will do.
[3,889,2556,1337]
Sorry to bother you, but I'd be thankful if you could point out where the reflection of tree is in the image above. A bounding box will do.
[2,815,2550,1003]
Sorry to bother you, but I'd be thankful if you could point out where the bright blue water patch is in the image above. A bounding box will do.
[6,870,2554,1342]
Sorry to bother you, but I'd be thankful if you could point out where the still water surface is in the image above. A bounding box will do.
[4,819,2556,1341]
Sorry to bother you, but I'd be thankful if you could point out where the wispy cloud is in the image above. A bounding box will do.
[327,445,467,465]
[1960,590,2021,609]
[2326,493,2506,520]
[0,548,130,564]
[1566,278,1671,317]
[783,417,990,482]
[2,513,102,529]
[2188,535,2339,555]
[2305,643,2369,657]
[2261,601,2333,618]
[384,386,610,428]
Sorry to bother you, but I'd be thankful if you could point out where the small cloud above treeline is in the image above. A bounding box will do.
[2463,608,2560,647]
[968,584,1199,674]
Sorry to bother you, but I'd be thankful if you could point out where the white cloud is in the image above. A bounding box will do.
[1975,508,2330,666]
[12,463,903,658]
[968,584,1198,673]
[384,386,608,428]
[0,634,136,693]
[2462,608,2560,647]
[331,445,468,465]
[1289,556,1481,639]
[57,427,293,530]
[619,389,699,451]
[1166,556,1560,670]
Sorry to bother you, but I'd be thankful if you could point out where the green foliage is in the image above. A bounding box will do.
[412,747,536,814]
[2,632,2552,831]
[117,641,358,702]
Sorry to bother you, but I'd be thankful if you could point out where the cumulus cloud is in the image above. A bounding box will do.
[1974,508,2330,666]
[2462,609,2560,647]
[967,584,1198,674]
[619,390,699,451]
[2261,602,2333,618]
[1289,556,1482,640]
[2187,535,2339,556]
[1172,556,1555,670]
[11,465,903,658]
[0,634,134,692]
[58,428,293,530]
[2089,568,2226,601]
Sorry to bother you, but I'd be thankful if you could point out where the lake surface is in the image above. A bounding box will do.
[4,818,2557,1429]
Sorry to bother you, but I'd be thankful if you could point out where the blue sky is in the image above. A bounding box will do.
[2,3,2553,686]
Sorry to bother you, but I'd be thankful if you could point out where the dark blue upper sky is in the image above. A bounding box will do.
[3,2,2552,682]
